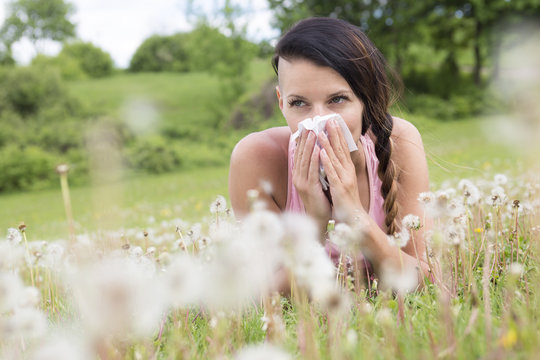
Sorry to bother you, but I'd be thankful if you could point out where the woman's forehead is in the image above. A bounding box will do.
[277,58,351,94]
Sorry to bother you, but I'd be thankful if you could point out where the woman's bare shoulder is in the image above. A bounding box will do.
[231,126,291,160]
[390,117,428,182]
[229,127,291,216]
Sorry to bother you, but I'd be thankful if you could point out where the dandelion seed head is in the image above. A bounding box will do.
[509,262,524,276]
[29,334,92,360]
[260,179,273,195]
[234,344,292,360]
[494,174,508,185]
[6,228,22,245]
[210,195,227,214]
[375,307,393,326]
[3,307,47,341]
[380,262,418,293]
[418,191,434,204]
[346,329,358,345]
[444,223,465,246]
[402,214,421,230]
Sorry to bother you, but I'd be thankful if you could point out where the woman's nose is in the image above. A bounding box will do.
[311,104,333,118]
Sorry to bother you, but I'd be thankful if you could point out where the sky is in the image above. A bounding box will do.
[0,0,279,68]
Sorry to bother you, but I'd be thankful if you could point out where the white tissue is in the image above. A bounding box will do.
[291,113,358,190]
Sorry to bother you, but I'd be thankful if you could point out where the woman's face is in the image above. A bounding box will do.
[276,58,364,141]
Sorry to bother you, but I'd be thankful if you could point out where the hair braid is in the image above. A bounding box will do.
[372,114,399,235]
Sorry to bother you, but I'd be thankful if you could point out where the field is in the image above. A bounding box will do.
[1,63,539,359]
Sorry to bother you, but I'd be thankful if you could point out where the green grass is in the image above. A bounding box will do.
[0,167,229,241]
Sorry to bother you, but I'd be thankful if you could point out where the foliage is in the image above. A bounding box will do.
[31,53,86,80]
[129,34,189,73]
[0,65,66,116]
[267,0,540,91]
[125,135,183,174]
[0,0,76,54]
[0,144,55,191]
[59,41,114,78]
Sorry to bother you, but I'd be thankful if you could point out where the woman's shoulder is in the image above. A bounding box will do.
[390,117,428,181]
[231,126,291,161]
[229,126,291,215]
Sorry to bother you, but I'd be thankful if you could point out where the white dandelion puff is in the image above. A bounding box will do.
[210,195,227,214]
[402,214,421,230]
[494,174,508,185]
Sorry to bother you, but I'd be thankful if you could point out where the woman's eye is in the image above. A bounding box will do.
[289,100,305,107]
[330,96,347,104]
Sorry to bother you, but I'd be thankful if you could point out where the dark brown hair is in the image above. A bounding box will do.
[272,17,400,234]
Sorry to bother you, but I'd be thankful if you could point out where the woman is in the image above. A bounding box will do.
[228,17,434,289]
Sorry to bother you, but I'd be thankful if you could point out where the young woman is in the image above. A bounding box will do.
[228,17,434,289]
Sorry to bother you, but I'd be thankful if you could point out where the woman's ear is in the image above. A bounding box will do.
[276,86,284,111]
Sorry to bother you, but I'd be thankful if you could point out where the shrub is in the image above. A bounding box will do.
[129,34,189,72]
[0,145,56,191]
[125,135,182,173]
[31,53,86,80]
[60,41,114,78]
[0,66,65,116]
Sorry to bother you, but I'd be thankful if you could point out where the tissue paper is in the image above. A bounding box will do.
[291,113,358,190]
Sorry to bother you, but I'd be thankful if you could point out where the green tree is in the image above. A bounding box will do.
[0,0,76,55]
[129,34,189,72]
[60,41,114,78]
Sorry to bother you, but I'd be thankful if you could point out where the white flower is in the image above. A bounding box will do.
[235,344,292,360]
[387,228,410,248]
[6,228,22,244]
[418,192,434,205]
[210,195,227,214]
[509,262,524,276]
[494,174,508,185]
[488,186,507,207]
[402,214,421,230]
[458,179,481,205]
[444,223,465,246]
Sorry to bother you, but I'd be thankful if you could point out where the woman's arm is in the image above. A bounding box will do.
[228,129,288,217]
[319,117,438,290]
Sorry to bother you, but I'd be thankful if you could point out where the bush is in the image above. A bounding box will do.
[31,53,87,80]
[129,34,189,72]
[60,41,114,78]
[125,135,182,173]
[0,66,65,116]
[0,145,56,191]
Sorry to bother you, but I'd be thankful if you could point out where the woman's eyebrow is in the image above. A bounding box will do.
[327,90,353,98]
[287,94,308,99]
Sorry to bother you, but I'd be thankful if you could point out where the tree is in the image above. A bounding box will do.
[0,0,76,56]
[129,34,189,73]
[60,41,114,78]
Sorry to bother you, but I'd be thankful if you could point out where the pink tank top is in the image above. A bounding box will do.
[285,133,385,229]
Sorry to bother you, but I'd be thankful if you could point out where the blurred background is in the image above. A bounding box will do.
[0,0,539,239]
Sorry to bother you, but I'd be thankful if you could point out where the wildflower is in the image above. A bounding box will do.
[509,262,524,277]
[380,262,418,293]
[418,191,434,205]
[375,307,393,326]
[494,174,508,185]
[489,186,507,207]
[444,223,465,246]
[210,195,227,214]
[387,228,410,248]
[402,214,421,230]
[474,228,484,233]
[346,328,358,345]
[6,228,22,245]
[458,179,481,205]
[235,344,292,360]
[499,327,518,349]
[55,164,70,175]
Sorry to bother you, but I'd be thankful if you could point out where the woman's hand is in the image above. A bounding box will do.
[318,118,363,221]
[292,129,332,230]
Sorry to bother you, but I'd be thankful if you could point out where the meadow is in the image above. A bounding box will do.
[1,60,539,359]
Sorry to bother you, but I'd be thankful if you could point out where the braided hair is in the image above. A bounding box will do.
[272,17,401,234]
